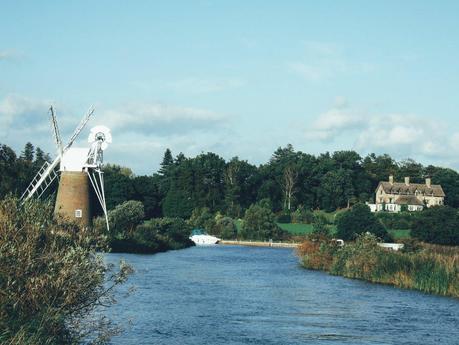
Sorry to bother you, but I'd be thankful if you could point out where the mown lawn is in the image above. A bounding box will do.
[388,229,411,239]
[235,220,411,239]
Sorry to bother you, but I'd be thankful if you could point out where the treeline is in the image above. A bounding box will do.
[3,142,459,217]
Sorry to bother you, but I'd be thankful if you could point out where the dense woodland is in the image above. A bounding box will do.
[3,142,459,219]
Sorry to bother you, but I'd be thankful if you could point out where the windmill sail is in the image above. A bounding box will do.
[20,106,95,201]
[50,106,63,158]
[21,157,60,200]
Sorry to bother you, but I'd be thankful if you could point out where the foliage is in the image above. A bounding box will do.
[311,213,331,237]
[411,206,459,245]
[213,216,238,239]
[291,206,314,224]
[133,218,193,252]
[276,212,292,223]
[375,211,417,230]
[336,203,392,241]
[3,142,459,221]
[0,197,131,344]
[298,233,459,298]
[188,207,215,232]
[240,203,287,241]
[104,200,145,239]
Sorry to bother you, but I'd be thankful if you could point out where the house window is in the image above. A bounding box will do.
[75,209,82,218]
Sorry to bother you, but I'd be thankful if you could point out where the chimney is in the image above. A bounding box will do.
[426,177,432,188]
[389,175,394,185]
[405,177,410,186]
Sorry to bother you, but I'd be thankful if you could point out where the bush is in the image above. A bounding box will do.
[375,212,416,230]
[214,216,237,239]
[104,200,145,239]
[311,213,330,238]
[336,203,392,241]
[188,207,216,234]
[411,206,459,245]
[276,213,291,223]
[291,206,314,224]
[0,197,131,344]
[134,217,193,251]
[240,204,287,241]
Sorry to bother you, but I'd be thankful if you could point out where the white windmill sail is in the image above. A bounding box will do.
[20,106,95,201]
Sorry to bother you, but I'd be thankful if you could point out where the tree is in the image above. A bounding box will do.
[411,206,459,245]
[282,165,298,211]
[317,169,354,211]
[188,207,214,231]
[103,164,136,209]
[0,144,18,197]
[240,203,286,241]
[336,203,391,241]
[20,142,34,162]
[158,148,173,175]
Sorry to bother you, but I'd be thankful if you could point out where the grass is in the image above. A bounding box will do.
[388,229,411,239]
[237,218,411,240]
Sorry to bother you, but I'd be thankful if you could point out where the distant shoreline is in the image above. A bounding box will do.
[219,240,298,248]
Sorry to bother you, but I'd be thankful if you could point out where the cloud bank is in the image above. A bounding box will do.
[306,99,458,166]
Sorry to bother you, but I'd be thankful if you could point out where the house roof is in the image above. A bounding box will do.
[377,181,445,198]
[395,195,425,206]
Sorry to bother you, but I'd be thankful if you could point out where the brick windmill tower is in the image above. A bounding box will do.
[21,107,111,230]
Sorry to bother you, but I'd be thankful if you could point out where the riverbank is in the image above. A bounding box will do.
[297,234,459,298]
[220,240,298,248]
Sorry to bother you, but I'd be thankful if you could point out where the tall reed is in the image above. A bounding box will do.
[298,234,459,298]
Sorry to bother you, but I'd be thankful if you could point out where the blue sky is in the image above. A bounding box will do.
[1,1,459,174]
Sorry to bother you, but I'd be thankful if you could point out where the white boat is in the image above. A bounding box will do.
[189,229,220,245]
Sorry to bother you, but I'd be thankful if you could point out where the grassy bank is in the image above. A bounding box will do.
[297,234,459,298]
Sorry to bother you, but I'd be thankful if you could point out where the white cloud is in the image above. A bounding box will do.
[306,100,457,166]
[0,94,232,174]
[97,102,228,136]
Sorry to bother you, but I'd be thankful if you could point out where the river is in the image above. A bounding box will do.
[105,245,459,345]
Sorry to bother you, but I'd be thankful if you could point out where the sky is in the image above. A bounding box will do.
[1,1,459,175]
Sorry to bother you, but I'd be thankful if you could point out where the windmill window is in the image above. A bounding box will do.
[75,209,82,218]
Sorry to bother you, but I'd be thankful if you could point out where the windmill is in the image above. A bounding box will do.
[21,106,111,230]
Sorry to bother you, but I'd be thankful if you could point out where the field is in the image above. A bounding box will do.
[236,219,411,240]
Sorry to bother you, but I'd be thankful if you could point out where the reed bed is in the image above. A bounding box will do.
[297,234,459,298]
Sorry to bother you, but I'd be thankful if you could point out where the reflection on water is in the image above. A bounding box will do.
[106,246,459,345]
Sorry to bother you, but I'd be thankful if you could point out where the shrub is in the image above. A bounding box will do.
[311,213,330,238]
[411,206,459,245]
[291,206,314,224]
[104,200,145,239]
[375,212,416,230]
[240,204,287,241]
[0,197,131,344]
[188,207,216,234]
[134,217,193,251]
[336,203,392,241]
[276,213,291,223]
[214,216,237,239]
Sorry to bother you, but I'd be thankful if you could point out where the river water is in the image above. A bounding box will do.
[106,245,459,345]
